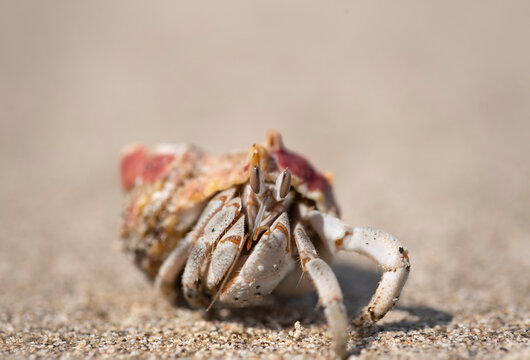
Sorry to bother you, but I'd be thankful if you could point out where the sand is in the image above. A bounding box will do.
[1,1,529,359]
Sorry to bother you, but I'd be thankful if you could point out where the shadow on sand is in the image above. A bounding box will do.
[206,262,452,353]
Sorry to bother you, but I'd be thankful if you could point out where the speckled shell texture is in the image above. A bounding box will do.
[119,131,338,279]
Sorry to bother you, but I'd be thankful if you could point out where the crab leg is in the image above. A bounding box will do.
[206,215,246,291]
[154,234,194,300]
[294,224,348,359]
[181,196,242,307]
[307,210,410,327]
[154,188,236,299]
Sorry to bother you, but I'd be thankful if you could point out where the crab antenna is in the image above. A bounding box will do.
[251,194,270,241]
[250,165,268,241]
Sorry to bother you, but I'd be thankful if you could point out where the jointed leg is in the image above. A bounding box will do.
[308,210,410,327]
[154,234,194,300]
[154,188,236,300]
[346,227,410,326]
[294,224,348,359]
[206,215,246,290]
[182,196,242,307]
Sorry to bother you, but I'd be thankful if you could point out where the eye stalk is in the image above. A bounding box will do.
[250,166,265,196]
[274,169,292,201]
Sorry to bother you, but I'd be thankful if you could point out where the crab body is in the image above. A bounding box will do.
[119,131,410,358]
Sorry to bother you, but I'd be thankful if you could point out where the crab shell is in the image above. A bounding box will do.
[120,130,339,279]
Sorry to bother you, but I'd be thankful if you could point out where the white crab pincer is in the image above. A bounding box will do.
[119,130,410,358]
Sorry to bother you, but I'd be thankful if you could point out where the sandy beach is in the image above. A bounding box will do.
[1,1,529,358]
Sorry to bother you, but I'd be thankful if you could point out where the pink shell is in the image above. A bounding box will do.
[120,131,338,213]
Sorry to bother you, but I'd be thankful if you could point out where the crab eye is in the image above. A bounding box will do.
[274,169,291,201]
[250,165,265,195]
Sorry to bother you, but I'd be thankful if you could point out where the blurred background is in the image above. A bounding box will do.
[1,1,529,358]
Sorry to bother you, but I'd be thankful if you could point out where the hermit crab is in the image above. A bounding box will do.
[119,130,410,357]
